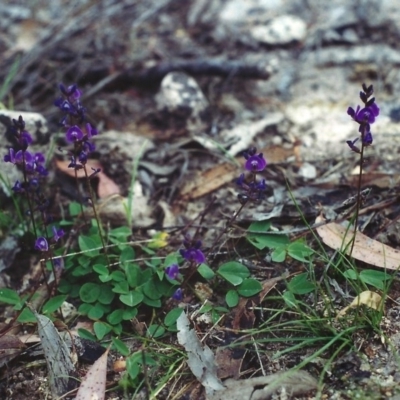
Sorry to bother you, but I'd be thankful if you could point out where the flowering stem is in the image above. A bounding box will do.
[83,165,110,264]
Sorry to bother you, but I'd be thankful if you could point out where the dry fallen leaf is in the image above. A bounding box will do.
[177,311,225,396]
[316,216,400,270]
[76,346,110,400]
[336,291,383,318]
[32,309,77,397]
[0,335,25,368]
[55,159,120,198]
[207,370,317,400]
[179,145,294,200]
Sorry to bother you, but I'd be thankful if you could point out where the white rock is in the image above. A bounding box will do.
[250,15,307,45]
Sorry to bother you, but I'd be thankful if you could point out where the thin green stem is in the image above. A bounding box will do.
[349,138,365,255]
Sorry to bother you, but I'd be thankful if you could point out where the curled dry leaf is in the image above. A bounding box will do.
[336,291,383,319]
[315,216,400,270]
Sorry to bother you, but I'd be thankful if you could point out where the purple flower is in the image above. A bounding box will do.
[66,126,84,142]
[78,151,88,165]
[244,153,267,172]
[12,180,24,193]
[59,83,81,100]
[68,156,83,170]
[33,152,45,164]
[85,123,98,138]
[165,264,179,280]
[347,103,379,125]
[172,288,183,301]
[52,226,64,242]
[18,131,33,150]
[35,237,48,252]
[180,240,206,264]
[4,148,16,163]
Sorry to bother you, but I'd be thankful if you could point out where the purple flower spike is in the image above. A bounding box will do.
[244,153,267,172]
[66,125,84,142]
[35,237,48,252]
[172,288,183,301]
[52,226,64,242]
[165,264,179,280]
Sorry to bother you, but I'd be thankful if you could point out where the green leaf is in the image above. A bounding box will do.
[125,263,141,288]
[360,270,391,290]
[97,286,115,304]
[271,246,287,262]
[217,262,250,286]
[142,297,161,308]
[78,235,101,257]
[111,271,126,282]
[112,281,129,294]
[112,337,130,356]
[126,357,140,380]
[287,273,316,295]
[78,303,92,315]
[112,323,123,335]
[107,309,124,325]
[93,264,109,276]
[247,220,271,233]
[120,247,135,264]
[119,291,144,307]
[93,321,112,340]
[142,280,162,300]
[198,264,215,280]
[42,295,68,314]
[88,303,105,319]
[109,226,131,240]
[99,274,112,283]
[77,328,97,341]
[164,252,179,267]
[79,283,101,303]
[225,290,239,307]
[237,279,262,297]
[343,270,358,280]
[247,232,290,250]
[147,324,165,338]
[283,291,297,308]
[123,308,138,320]
[164,308,184,326]
[0,288,21,305]
[17,307,36,323]
[69,201,81,217]
[287,241,314,262]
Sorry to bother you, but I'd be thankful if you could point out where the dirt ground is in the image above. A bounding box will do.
[2,0,400,399]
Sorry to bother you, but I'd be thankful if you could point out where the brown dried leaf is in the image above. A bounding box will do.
[55,160,120,198]
[0,335,25,368]
[76,347,110,400]
[179,145,294,200]
[207,370,317,400]
[336,291,383,318]
[316,217,400,270]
